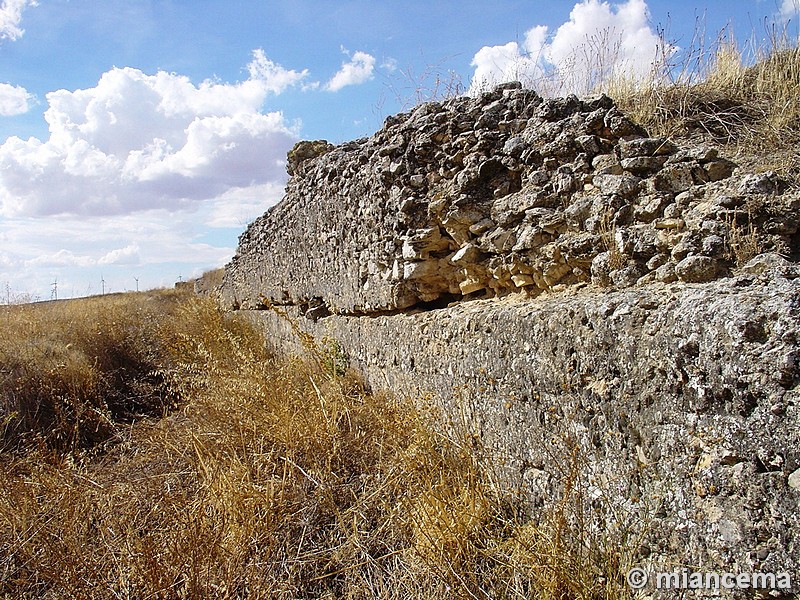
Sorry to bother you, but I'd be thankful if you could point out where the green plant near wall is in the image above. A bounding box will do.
[320,336,349,379]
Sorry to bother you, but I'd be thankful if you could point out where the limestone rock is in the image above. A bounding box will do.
[221,86,798,314]
[675,255,718,282]
[741,252,796,276]
[789,469,800,491]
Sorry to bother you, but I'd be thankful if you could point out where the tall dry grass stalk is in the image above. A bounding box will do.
[610,28,800,169]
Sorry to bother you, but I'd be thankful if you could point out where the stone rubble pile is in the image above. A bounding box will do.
[222,83,798,316]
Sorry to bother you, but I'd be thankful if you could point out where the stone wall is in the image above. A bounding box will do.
[221,83,798,316]
[239,262,799,581]
[217,85,800,584]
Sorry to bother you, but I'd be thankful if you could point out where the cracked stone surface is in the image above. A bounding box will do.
[239,269,800,583]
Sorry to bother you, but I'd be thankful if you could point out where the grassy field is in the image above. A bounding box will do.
[0,290,630,599]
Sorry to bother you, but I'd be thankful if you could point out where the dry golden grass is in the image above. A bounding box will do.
[0,291,184,453]
[611,35,800,171]
[0,291,635,599]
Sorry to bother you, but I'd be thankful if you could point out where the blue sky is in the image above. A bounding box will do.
[0,0,795,300]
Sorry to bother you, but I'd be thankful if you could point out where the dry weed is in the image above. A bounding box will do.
[597,210,628,274]
[0,292,636,599]
[725,210,763,267]
[613,30,800,169]
[0,291,185,453]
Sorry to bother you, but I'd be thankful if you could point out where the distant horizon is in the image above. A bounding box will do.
[0,0,796,300]
[2,277,200,305]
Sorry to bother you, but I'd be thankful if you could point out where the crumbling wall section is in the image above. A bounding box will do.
[221,84,798,316]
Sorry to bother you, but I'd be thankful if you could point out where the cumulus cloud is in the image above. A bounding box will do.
[780,0,799,20]
[470,28,549,93]
[1,211,235,297]
[0,0,36,41]
[326,50,376,91]
[25,248,96,268]
[0,82,33,115]
[247,48,310,94]
[204,181,285,228]
[469,0,667,96]
[98,243,140,266]
[0,49,303,217]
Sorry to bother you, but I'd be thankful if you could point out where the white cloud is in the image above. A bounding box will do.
[25,248,96,268]
[98,243,140,266]
[0,82,34,115]
[780,0,799,19]
[0,0,36,41]
[381,57,399,73]
[0,49,302,217]
[248,48,309,94]
[0,250,17,269]
[204,181,285,228]
[470,33,547,93]
[469,0,667,96]
[326,50,376,91]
